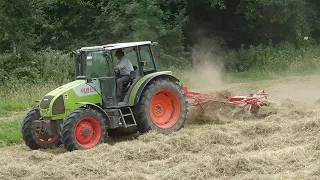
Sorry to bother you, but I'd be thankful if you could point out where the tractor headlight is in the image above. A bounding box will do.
[52,95,65,115]
[40,95,54,109]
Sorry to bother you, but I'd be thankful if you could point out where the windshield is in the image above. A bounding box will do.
[82,51,111,78]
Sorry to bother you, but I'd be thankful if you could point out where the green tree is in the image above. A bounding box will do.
[0,0,42,54]
[97,0,188,67]
[39,0,103,51]
[308,0,320,40]
[237,0,314,45]
[208,0,226,8]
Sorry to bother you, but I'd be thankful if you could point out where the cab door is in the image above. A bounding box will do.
[84,51,116,107]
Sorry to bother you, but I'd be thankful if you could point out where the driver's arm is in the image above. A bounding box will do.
[114,61,122,70]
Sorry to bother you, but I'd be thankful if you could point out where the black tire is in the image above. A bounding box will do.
[249,103,261,117]
[21,107,61,150]
[61,107,106,151]
[134,77,188,134]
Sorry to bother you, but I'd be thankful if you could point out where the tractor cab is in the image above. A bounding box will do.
[71,41,158,107]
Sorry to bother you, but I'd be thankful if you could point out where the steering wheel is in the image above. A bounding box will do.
[114,69,120,76]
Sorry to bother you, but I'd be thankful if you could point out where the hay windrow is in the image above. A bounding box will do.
[241,122,281,137]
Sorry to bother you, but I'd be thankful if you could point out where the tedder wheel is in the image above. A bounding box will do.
[134,78,188,134]
[61,107,106,151]
[249,103,261,116]
[21,107,61,150]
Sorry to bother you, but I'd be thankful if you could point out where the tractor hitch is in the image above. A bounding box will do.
[181,85,269,114]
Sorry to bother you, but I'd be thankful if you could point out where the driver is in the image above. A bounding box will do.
[113,49,134,97]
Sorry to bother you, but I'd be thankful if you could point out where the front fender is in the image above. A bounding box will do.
[127,71,180,106]
[39,80,102,120]
[76,102,109,119]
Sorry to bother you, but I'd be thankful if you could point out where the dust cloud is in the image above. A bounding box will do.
[266,76,320,105]
[181,36,227,92]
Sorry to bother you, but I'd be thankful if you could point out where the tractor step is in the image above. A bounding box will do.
[106,107,137,128]
[119,124,137,128]
[106,102,129,109]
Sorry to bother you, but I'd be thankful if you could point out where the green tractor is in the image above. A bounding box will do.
[21,41,188,151]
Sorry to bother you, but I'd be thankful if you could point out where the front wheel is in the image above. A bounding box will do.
[21,107,61,150]
[134,78,188,134]
[61,107,106,151]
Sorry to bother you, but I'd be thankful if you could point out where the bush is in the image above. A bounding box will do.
[224,42,320,74]
[0,49,73,87]
[33,49,74,84]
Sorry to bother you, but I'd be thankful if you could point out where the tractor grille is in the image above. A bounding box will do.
[52,95,65,115]
[40,95,54,109]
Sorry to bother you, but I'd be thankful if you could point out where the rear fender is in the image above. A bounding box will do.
[127,71,180,106]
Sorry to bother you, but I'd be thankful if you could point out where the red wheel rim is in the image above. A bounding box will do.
[74,117,101,149]
[149,89,181,129]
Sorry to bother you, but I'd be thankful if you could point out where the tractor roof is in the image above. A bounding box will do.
[79,41,153,52]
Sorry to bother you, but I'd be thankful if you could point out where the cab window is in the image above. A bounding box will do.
[139,45,156,72]
[84,51,110,78]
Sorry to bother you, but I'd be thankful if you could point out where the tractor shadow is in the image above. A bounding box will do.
[37,133,140,155]
[104,132,140,145]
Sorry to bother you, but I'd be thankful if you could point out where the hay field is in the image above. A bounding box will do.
[0,75,319,180]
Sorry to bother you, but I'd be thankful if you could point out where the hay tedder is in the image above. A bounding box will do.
[21,41,269,152]
[182,86,269,114]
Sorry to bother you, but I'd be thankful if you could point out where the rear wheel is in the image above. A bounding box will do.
[134,78,187,134]
[21,107,61,150]
[61,107,106,151]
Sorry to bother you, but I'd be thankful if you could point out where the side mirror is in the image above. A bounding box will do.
[86,78,93,83]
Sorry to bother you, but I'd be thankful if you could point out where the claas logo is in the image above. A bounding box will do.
[80,87,95,93]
